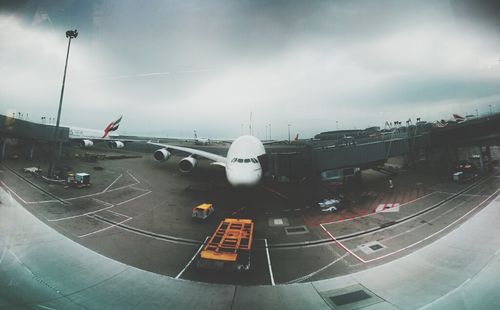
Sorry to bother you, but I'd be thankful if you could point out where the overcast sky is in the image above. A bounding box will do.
[1,0,500,139]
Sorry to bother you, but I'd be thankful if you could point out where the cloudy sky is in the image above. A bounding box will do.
[1,0,499,139]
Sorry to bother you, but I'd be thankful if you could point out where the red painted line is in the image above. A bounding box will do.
[348,209,358,220]
[320,224,366,263]
[371,194,385,212]
[392,192,399,205]
[261,186,289,200]
[337,209,348,221]
[403,191,411,203]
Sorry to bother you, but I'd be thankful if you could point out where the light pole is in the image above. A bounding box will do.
[288,124,291,143]
[47,29,78,178]
[268,123,271,140]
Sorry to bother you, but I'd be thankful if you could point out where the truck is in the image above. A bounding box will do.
[192,203,215,220]
[67,172,91,188]
[197,218,254,271]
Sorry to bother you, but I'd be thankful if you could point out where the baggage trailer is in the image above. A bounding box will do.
[197,218,254,271]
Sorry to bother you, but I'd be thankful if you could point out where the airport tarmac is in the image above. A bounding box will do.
[1,146,499,287]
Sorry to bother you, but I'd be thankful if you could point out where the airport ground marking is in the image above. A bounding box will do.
[261,185,289,200]
[103,209,132,219]
[285,252,349,284]
[126,170,141,184]
[381,199,471,244]
[175,236,209,279]
[0,181,28,204]
[318,190,436,226]
[60,182,142,202]
[130,186,150,192]
[323,186,500,264]
[36,305,57,310]
[116,190,152,206]
[103,173,123,192]
[92,198,114,207]
[320,224,366,263]
[264,238,275,286]
[78,217,132,238]
[0,244,8,265]
[47,203,116,222]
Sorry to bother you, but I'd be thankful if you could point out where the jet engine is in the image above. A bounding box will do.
[179,156,197,173]
[108,141,125,149]
[80,139,94,148]
[153,148,171,161]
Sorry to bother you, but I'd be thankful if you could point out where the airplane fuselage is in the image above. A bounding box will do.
[225,135,266,187]
[67,126,118,139]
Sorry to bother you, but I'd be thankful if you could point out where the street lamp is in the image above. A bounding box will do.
[288,124,291,143]
[47,29,78,178]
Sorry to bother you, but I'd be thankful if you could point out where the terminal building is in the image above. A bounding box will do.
[1,113,500,184]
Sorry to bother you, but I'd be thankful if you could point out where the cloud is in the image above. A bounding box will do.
[2,1,500,139]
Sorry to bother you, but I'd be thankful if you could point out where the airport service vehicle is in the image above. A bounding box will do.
[318,198,340,208]
[67,173,91,188]
[321,206,338,212]
[148,135,266,187]
[197,218,254,271]
[23,167,42,176]
[192,203,215,220]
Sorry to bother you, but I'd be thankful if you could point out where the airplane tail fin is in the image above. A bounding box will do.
[102,115,123,138]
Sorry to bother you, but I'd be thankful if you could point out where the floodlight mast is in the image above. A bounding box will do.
[47,29,78,178]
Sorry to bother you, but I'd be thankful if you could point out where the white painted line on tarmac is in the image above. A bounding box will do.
[48,204,116,222]
[92,198,113,207]
[433,191,486,197]
[36,305,57,310]
[116,190,152,206]
[322,186,500,264]
[285,252,349,284]
[0,181,27,204]
[127,170,141,184]
[321,191,436,226]
[130,186,151,192]
[264,238,275,286]
[175,236,209,279]
[25,200,59,204]
[78,218,132,238]
[320,224,366,263]
[0,246,8,265]
[103,209,132,219]
[103,174,123,192]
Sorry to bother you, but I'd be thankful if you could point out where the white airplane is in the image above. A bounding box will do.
[148,135,266,187]
[193,130,210,145]
[66,116,126,148]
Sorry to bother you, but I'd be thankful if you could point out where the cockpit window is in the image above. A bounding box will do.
[231,158,237,163]
[244,159,250,163]
[251,158,258,163]
[237,158,244,163]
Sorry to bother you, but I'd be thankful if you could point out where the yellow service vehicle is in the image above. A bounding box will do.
[192,203,215,220]
[197,218,254,271]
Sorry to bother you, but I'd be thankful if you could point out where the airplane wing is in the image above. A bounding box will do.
[147,141,227,166]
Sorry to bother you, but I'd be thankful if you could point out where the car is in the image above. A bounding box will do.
[321,206,337,212]
[318,198,340,208]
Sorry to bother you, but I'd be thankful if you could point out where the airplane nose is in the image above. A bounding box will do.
[227,169,261,187]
